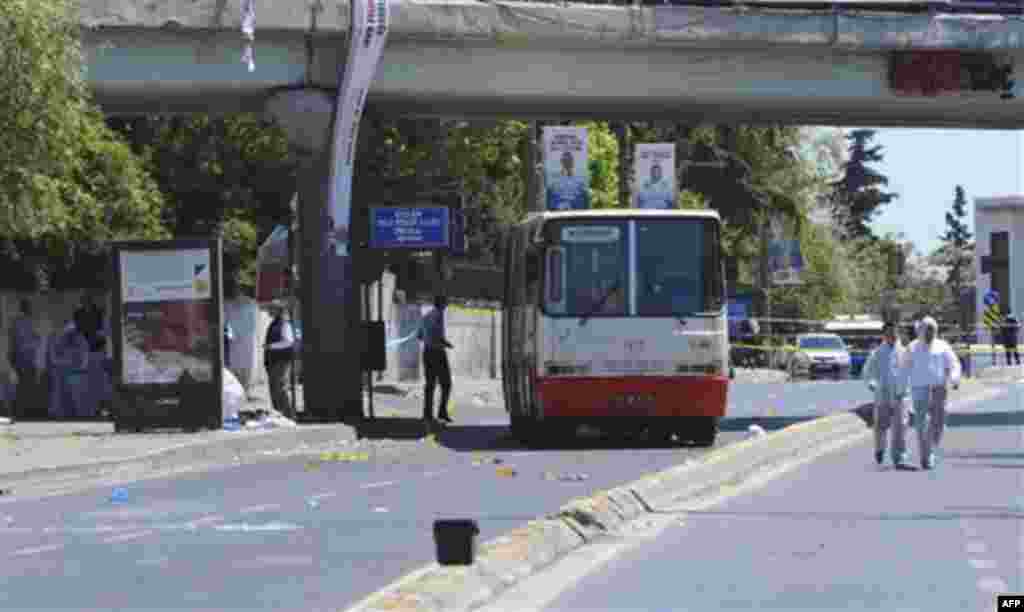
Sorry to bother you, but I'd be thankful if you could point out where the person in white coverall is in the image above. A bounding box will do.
[862,322,910,468]
[902,316,961,470]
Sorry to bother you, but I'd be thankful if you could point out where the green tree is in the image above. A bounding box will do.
[0,0,167,287]
[830,130,897,240]
[939,185,974,316]
[108,114,298,296]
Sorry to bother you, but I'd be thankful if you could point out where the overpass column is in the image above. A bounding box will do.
[265,88,363,423]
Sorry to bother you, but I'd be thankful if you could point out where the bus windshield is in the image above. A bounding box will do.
[544,222,628,317]
[542,217,721,318]
[636,219,715,316]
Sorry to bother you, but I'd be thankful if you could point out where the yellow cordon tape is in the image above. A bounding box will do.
[730,343,1020,355]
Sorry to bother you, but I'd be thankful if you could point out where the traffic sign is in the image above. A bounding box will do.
[369,206,450,250]
[984,289,1000,307]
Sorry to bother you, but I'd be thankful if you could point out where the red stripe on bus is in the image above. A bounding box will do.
[535,376,728,418]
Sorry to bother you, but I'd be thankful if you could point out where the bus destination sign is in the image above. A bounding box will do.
[561,226,621,243]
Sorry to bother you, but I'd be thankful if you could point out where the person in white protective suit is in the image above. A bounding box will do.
[901,316,961,470]
[862,322,911,468]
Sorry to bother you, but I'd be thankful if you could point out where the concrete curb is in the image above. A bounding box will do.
[0,424,356,494]
[345,409,873,612]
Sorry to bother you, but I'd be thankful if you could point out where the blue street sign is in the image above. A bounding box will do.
[984,289,1000,307]
[369,206,450,250]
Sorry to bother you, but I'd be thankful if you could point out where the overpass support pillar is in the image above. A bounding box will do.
[266,88,363,423]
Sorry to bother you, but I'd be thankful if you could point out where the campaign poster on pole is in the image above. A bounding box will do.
[544,126,590,211]
[634,143,676,209]
[766,214,804,285]
[111,238,224,431]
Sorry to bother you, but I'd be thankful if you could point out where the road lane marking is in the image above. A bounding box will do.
[10,543,64,557]
[976,576,1008,593]
[967,541,988,555]
[103,530,155,544]
[309,492,338,501]
[424,470,449,478]
[240,504,281,514]
[968,559,998,570]
[361,481,396,489]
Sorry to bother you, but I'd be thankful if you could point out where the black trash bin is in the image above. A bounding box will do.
[433,519,479,565]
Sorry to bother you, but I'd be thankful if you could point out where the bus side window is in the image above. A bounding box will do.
[546,247,564,306]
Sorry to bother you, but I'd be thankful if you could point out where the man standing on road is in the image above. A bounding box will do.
[1001,313,1020,366]
[417,295,453,425]
[862,322,911,468]
[902,316,961,470]
[263,301,295,418]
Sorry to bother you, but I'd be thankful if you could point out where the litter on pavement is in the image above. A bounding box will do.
[495,466,517,477]
[110,488,129,503]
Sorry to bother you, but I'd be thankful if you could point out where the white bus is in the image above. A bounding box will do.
[502,209,729,447]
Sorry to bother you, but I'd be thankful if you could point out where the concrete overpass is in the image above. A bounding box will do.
[82,0,1024,128]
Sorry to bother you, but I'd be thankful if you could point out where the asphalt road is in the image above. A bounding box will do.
[538,386,1024,612]
[0,379,965,611]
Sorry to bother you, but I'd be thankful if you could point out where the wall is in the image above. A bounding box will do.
[374,267,501,383]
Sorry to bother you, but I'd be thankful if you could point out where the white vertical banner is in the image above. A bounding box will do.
[634,143,676,209]
[543,126,590,211]
[326,0,391,258]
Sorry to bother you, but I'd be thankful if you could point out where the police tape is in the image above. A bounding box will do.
[733,316,1008,332]
[385,328,420,348]
[730,342,1020,355]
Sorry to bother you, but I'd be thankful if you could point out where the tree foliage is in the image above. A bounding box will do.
[107,114,298,296]
[939,185,974,303]
[0,0,166,282]
[830,129,897,240]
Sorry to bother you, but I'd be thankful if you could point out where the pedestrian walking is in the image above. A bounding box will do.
[901,316,961,470]
[862,322,911,468]
[263,301,295,418]
[1001,313,1020,366]
[417,295,454,425]
[7,298,40,421]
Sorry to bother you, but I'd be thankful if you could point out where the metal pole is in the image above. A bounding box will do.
[377,277,384,382]
[287,203,297,420]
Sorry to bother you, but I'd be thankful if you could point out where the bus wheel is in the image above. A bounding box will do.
[689,417,719,448]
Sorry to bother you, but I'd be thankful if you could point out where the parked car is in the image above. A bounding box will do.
[788,333,852,381]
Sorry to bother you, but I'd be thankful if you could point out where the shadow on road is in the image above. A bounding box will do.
[435,425,708,453]
[944,451,1024,460]
[658,509,1024,522]
[354,417,431,441]
[848,404,1024,429]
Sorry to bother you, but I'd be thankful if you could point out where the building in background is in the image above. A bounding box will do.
[974,196,1022,344]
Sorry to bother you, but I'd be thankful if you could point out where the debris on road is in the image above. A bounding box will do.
[319,451,370,462]
[495,466,517,477]
[110,488,129,503]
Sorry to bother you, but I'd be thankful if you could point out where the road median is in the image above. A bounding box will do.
[345,409,874,612]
